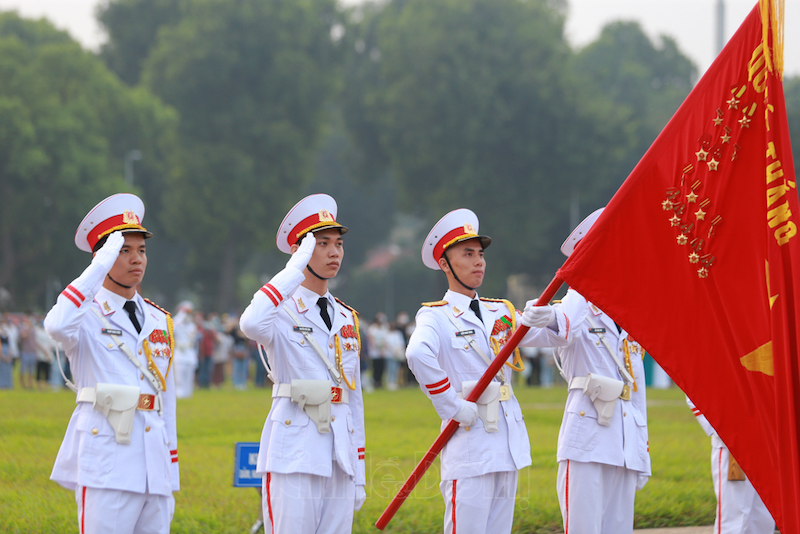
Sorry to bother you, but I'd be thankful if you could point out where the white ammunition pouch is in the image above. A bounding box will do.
[570,374,624,427]
[290,379,334,434]
[460,381,501,433]
[80,383,141,444]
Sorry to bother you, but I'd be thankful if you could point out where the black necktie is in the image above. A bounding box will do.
[469,299,483,322]
[318,297,332,330]
[123,301,142,334]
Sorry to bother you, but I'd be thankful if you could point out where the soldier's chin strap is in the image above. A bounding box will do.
[306,265,329,281]
[442,251,477,292]
[107,274,133,289]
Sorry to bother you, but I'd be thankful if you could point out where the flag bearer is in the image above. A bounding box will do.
[239,193,366,534]
[45,193,179,534]
[405,208,568,534]
[540,208,651,534]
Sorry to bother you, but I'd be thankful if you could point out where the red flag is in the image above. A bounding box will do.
[558,2,798,531]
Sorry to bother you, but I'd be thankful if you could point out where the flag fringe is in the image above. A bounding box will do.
[759,0,784,78]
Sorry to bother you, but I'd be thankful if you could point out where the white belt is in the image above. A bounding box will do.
[272,383,349,404]
[457,382,514,400]
[570,376,630,401]
[77,387,162,412]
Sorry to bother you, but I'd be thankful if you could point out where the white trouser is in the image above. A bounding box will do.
[75,485,174,534]
[174,359,196,399]
[262,462,355,534]
[557,460,637,534]
[711,446,774,534]
[440,470,518,534]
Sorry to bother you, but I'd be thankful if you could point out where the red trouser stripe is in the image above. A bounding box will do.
[717,449,723,534]
[451,480,457,534]
[81,486,87,534]
[565,460,570,534]
[266,473,274,534]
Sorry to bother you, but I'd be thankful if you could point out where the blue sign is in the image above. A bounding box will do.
[233,442,262,487]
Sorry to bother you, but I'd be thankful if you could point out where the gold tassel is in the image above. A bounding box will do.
[760,0,784,78]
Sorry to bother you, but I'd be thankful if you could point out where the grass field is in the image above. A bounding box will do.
[0,383,715,533]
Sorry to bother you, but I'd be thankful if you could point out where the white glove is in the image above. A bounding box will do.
[286,232,316,273]
[522,299,555,328]
[354,485,366,511]
[636,473,649,491]
[453,400,478,427]
[92,231,125,272]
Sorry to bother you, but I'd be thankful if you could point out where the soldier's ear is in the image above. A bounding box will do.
[438,256,450,273]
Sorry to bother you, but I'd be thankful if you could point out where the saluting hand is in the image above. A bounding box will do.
[286,232,316,273]
[92,231,125,272]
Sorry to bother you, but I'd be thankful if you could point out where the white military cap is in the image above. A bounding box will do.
[276,193,348,254]
[421,208,492,270]
[561,207,605,257]
[75,193,152,253]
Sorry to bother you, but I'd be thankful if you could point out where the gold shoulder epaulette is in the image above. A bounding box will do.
[552,299,562,304]
[143,298,171,316]
[334,297,358,316]
[479,297,506,303]
[421,300,448,307]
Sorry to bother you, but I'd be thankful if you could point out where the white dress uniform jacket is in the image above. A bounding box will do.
[45,286,179,496]
[406,290,573,481]
[548,289,651,476]
[239,269,366,485]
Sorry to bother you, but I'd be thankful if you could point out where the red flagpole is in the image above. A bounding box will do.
[375,274,564,530]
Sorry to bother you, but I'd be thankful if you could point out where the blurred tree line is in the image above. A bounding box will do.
[1,0,798,319]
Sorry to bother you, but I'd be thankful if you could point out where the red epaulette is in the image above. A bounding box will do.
[421,300,448,307]
[143,298,171,316]
[334,297,358,316]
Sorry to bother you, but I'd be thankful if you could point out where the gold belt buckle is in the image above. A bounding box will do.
[137,394,155,410]
[620,384,631,401]
[331,386,343,403]
[499,384,511,402]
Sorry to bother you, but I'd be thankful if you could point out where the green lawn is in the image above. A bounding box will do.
[0,384,714,533]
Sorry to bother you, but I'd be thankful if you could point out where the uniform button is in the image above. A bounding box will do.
[139,349,143,354]
[463,344,469,350]
[624,412,627,417]
[301,340,305,345]
[579,411,585,417]
[350,428,354,434]
[107,343,113,349]
[140,374,144,380]
[91,428,98,435]
[331,416,336,422]
[285,419,291,426]
[504,412,508,417]
[329,343,334,349]
[596,342,601,346]
[145,426,151,432]
[464,426,470,432]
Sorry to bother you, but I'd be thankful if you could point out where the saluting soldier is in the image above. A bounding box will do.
[44,193,179,534]
[540,208,651,534]
[405,209,568,534]
[239,193,366,534]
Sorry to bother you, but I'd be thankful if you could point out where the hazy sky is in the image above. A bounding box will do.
[0,0,797,77]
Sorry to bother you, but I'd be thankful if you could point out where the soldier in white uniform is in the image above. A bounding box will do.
[44,193,179,534]
[405,209,568,534]
[239,194,366,534]
[172,301,198,399]
[533,208,651,534]
[687,397,774,534]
